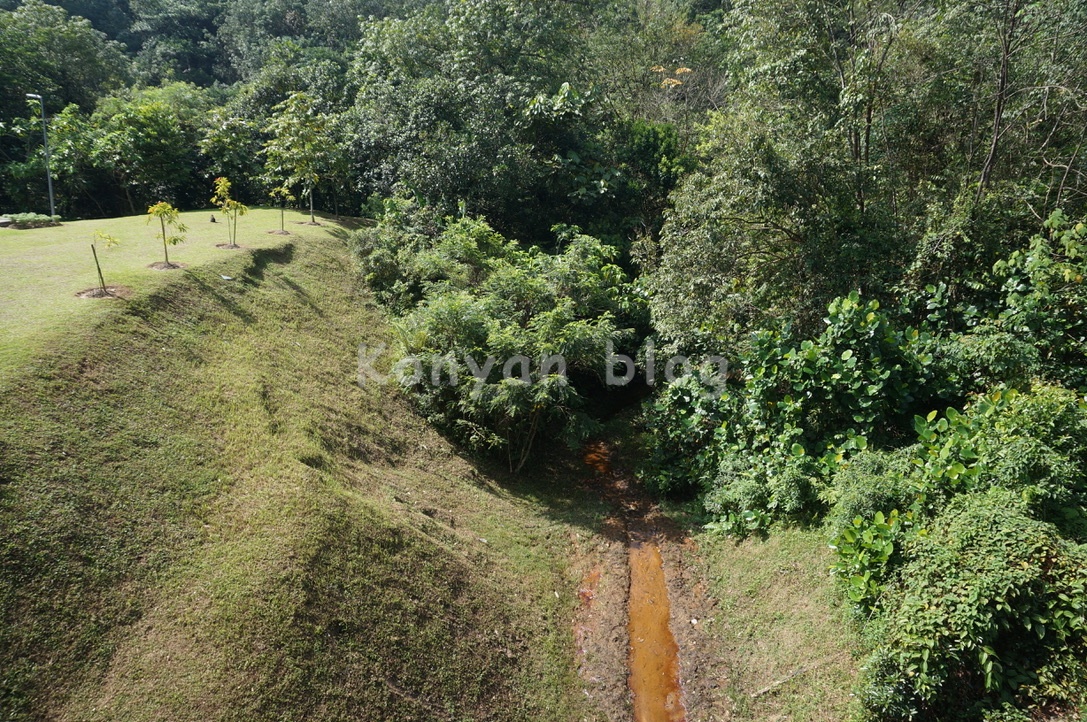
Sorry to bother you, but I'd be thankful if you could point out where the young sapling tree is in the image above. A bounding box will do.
[147,201,187,268]
[90,230,120,295]
[210,176,249,248]
[269,185,295,234]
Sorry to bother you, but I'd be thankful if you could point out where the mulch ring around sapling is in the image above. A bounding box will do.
[215,243,246,249]
[75,285,133,299]
[147,261,187,271]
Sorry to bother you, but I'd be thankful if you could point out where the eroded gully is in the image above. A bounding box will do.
[582,442,687,722]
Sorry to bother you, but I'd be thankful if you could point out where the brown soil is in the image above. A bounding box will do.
[148,261,186,271]
[75,285,132,299]
[293,221,323,226]
[266,230,291,235]
[629,538,685,721]
[572,515,631,719]
[576,442,730,722]
[215,243,244,249]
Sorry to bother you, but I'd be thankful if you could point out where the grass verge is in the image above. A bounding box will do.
[690,527,863,721]
[0,220,600,721]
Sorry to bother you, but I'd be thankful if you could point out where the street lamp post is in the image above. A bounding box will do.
[25,93,55,218]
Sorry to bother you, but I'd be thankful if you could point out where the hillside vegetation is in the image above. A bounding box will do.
[3,0,1087,719]
[0,209,323,374]
[0,227,600,720]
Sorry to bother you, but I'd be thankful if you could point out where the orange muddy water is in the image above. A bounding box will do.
[628,537,686,722]
[582,442,687,722]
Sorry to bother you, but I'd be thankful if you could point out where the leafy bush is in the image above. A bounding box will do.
[831,385,1087,617]
[910,385,1087,540]
[929,321,1040,397]
[858,490,1087,721]
[825,449,919,610]
[993,210,1087,388]
[830,509,915,611]
[823,448,918,539]
[354,201,648,470]
[909,210,1087,394]
[639,369,730,496]
[644,291,939,518]
[5,212,60,229]
[352,198,447,312]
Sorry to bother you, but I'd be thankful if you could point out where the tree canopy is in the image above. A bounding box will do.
[2,0,1087,717]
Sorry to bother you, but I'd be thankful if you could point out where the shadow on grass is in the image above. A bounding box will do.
[240,243,296,285]
[182,272,256,324]
[279,276,325,318]
[445,438,630,547]
[120,244,298,328]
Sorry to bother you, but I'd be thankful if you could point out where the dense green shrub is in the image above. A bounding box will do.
[910,385,1087,539]
[823,448,918,538]
[5,212,60,228]
[907,210,1087,394]
[639,369,731,496]
[643,291,938,515]
[354,201,647,470]
[858,490,1087,721]
[930,321,1041,397]
[352,198,446,312]
[829,508,916,611]
[994,210,1087,388]
[831,385,1087,611]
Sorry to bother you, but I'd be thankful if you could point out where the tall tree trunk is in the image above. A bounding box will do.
[978,0,1023,201]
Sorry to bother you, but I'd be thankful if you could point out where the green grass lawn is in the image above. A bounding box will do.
[0,208,333,377]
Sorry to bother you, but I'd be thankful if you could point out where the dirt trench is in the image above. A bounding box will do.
[574,442,730,722]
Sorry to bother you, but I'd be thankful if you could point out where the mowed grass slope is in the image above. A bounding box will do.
[0,220,601,720]
[0,208,320,376]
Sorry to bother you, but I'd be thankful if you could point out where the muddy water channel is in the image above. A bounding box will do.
[582,443,687,722]
[628,535,687,721]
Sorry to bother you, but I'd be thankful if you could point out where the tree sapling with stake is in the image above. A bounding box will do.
[89,230,120,296]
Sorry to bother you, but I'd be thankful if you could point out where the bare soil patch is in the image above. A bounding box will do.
[148,261,187,270]
[75,285,133,299]
[576,441,731,722]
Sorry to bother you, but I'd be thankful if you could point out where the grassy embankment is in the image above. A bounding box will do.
[0,213,607,720]
[692,528,864,721]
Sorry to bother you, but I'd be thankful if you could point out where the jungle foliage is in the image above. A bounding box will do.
[2,0,1087,718]
[352,199,646,471]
